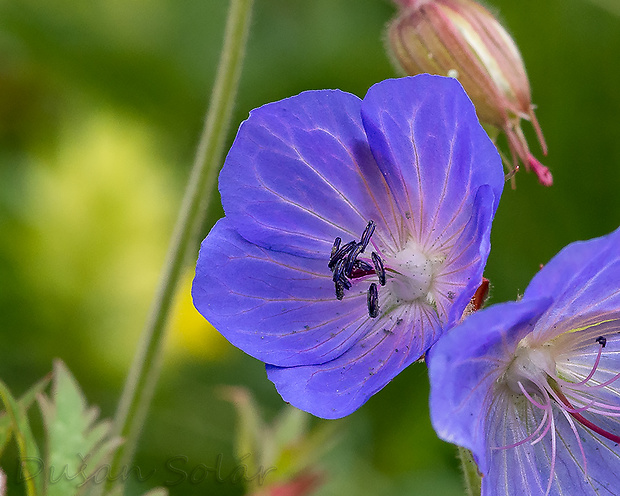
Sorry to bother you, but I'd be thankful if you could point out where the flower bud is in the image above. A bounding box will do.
[388,0,551,186]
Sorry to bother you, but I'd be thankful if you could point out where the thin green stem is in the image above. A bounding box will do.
[106,0,254,489]
[458,446,482,496]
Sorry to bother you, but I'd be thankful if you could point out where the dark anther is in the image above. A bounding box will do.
[332,258,343,282]
[329,220,380,302]
[330,237,341,260]
[332,258,347,283]
[328,240,356,269]
[335,282,345,301]
[360,221,376,252]
[367,283,379,318]
[343,221,376,277]
[371,252,386,286]
[344,243,365,277]
[596,336,607,348]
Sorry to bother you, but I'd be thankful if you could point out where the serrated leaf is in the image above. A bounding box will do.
[38,360,122,496]
[0,375,51,458]
[0,378,42,496]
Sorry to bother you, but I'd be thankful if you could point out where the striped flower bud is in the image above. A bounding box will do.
[388,0,551,186]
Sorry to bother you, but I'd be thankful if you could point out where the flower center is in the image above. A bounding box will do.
[501,334,620,450]
[495,332,620,495]
[387,240,442,304]
[505,343,555,394]
[327,223,446,316]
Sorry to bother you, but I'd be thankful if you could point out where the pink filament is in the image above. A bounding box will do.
[555,388,620,444]
[574,341,604,386]
[498,339,619,493]
[549,339,620,443]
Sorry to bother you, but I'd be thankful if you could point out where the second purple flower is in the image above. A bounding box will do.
[193,75,504,418]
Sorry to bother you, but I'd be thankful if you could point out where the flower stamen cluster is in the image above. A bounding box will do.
[498,327,620,495]
[328,220,387,317]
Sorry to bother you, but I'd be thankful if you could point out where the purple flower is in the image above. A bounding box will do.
[193,75,503,418]
[429,227,620,495]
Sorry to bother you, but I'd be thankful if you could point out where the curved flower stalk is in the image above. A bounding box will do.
[429,226,620,495]
[193,75,504,418]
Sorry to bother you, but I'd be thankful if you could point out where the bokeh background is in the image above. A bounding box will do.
[1,0,619,494]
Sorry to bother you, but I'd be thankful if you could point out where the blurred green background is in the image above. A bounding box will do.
[0,0,619,494]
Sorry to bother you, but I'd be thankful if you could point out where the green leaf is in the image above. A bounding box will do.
[0,375,51,458]
[38,360,122,496]
[102,486,168,496]
[0,378,43,496]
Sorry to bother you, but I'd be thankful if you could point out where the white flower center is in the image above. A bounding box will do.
[505,343,556,394]
[387,240,443,303]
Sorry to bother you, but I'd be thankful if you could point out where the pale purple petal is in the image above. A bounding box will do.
[525,227,620,342]
[555,316,620,390]
[525,226,620,302]
[483,393,549,495]
[192,219,374,367]
[268,300,442,419]
[360,75,503,252]
[219,89,403,258]
[434,184,496,327]
[428,299,552,473]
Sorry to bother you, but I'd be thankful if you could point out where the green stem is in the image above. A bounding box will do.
[457,446,482,496]
[107,0,254,488]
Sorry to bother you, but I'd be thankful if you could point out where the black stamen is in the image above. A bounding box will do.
[335,282,345,300]
[371,252,386,286]
[332,259,352,293]
[344,243,364,277]
[596,336,607,348]
[338,274,351,290]
[360,221,376,252]
[330,237,341,260]
[332,258,346,283]
[328,241,356,269]
[367,283,379,318]
[329,220,380,302]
